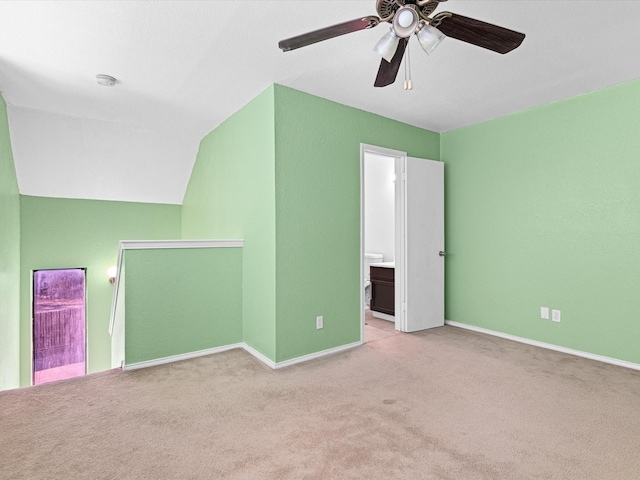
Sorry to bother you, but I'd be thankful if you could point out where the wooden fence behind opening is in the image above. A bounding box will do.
[33,306,85,371]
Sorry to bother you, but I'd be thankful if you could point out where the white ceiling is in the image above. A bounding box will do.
[1,0,640,204]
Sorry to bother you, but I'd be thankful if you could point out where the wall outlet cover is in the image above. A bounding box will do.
[316,316,324,329]
[552,309,561,323]
[541,307,549,320]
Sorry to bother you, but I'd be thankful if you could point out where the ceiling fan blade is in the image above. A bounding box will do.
[279,16,380,52]
[374,38,408,88]
[433,12,525,54]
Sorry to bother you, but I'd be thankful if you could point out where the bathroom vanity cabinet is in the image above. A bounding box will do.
[370,265,394,316]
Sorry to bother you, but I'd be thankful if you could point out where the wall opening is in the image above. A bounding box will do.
[32,268,86,385]
[360,144,406,343]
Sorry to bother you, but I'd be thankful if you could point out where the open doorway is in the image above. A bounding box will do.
[32,268,86,385]
[360,144,446,342]
[361,145,404,342]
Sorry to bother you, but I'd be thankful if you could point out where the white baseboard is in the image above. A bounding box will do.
[270,341,363,369]
[372,311,395,322]
[445,320,640,372]
[242,344,276,369]
[123,343,244,371]
[124,340,364,372]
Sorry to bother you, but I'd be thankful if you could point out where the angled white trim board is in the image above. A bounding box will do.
[124,341,364,372]
[124,344,244,371]
[270,341,362,369]
[446,321,640,372]
[242,344,276,369]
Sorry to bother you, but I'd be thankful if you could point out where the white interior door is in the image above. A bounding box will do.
[400,157,444,332]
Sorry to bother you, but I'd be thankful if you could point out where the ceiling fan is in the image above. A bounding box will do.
[278,0,525,88]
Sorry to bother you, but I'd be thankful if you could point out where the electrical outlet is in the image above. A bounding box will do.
[316,316,324,329]
[541,307,549,320]
[552,309,561,323]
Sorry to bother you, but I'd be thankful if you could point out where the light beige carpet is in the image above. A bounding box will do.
[2,325,640,479]
[364,307,397,342]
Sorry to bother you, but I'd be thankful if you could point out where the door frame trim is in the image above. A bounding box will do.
[360,144,407,342]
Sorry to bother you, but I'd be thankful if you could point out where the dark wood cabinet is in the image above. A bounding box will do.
[370,266,394,316]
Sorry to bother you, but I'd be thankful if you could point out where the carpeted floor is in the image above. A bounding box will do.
[34,361,85,385]
[364,307,397,342]
[2,325,640,479]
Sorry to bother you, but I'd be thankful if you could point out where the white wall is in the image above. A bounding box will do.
[8,105,199,204]
[364,153,395,262]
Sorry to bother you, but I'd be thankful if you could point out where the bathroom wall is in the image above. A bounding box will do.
[364,153,395,262]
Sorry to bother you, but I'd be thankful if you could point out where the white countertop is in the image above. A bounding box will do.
[369,262,395,269]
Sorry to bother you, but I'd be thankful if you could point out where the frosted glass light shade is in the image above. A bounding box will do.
[397,10,415,28]
[416,24,445,55]
[374,29,400,62]
[392,7,419,38]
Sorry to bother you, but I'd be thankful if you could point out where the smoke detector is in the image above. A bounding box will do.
[96,74,117,87]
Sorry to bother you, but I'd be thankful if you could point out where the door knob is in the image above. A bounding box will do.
[439,251,447,257]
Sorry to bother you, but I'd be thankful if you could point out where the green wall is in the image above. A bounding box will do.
[9,77,640,380]
[442,77,640,364]
[272,85,440,362]
[0,94,20,390]
[124,247,242,365]
[182,86,276,360]
[20,196,181,386]
[182,84,440,364]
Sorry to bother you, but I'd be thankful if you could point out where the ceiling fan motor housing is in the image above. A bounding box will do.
[376,0,441,22]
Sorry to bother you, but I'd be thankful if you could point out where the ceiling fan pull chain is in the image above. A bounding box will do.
[404,41,413,90]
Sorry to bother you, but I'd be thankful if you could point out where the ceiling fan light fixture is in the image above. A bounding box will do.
[416,23,445,55]
[374,29,400,62]
[277,0,526,89]
[392,7,419,38]
[397,9,415,28]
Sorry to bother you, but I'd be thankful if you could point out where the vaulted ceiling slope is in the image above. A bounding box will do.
[1,1,639,204]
